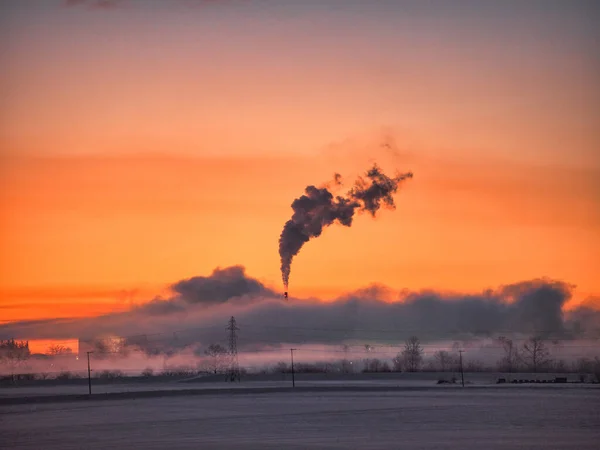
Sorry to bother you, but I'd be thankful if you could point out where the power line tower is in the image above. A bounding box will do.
[227,316,240,382]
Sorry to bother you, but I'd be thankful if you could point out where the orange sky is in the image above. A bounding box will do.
[1,1,599,329]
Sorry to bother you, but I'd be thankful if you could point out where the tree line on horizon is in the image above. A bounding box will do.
[2,336,600,383]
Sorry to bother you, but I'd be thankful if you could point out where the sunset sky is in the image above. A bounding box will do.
[1,0,599,351]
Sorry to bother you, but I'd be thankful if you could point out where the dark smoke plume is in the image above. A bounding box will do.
[279,164,413,290]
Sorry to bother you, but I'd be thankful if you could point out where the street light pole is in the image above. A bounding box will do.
[290,348,296,388]
[87,351,93,395]
[459,350,465,388]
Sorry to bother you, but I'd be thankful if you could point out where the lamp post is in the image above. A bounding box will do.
[290,348,296,388]
[87,351,94,395]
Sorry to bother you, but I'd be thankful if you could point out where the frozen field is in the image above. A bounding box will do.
[0,371,589,399]
[1,388,598,449]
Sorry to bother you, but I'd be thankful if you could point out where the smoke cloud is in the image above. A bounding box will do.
[2,266,598,352]
[170,266,276,306]
[279,164,413,291]
[138,266,276,315]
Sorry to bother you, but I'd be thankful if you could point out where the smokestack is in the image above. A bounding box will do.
[278,164,413,292]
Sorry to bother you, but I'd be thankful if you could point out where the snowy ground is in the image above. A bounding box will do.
[0,372,589,399]
[1,388,598,449]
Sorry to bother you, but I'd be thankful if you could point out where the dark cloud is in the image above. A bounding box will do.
[1,267,598,351]
[126,266,274,318]
[137,297,187,315]
[170,265,276,305]
[565,306,600,338]
[500,279,572,336]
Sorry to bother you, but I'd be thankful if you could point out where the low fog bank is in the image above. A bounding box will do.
[1,266,599,378]
[2,266,599,343]
[2,339,600,382]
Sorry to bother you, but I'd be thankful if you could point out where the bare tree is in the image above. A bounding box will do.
[47,344,73,356]
[363,358,383,373]
[89,337,128,359]
[497,336,519,374]
[593,357,600,383]
[433,350,454,372]
[341,345,352,373]
[362,344,377,372]
[573,358,593,382]
[0,339,30,377]
[465,359,485,372]
[402,336,423,372]
[553,359,568,373]
[203,344,228,374]
[521,337,551,373]
[273,361,288,373]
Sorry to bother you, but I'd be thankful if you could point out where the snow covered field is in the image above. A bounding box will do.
[0,371,589,399]
[1,387,598,449]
